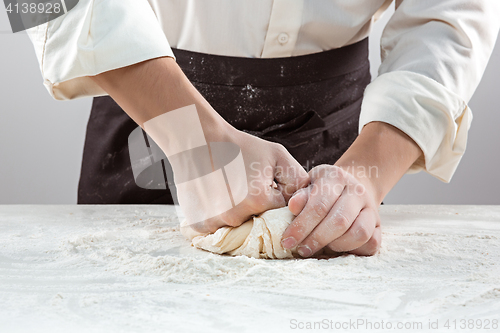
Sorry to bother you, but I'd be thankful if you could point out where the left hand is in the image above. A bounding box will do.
[281,164,381,257]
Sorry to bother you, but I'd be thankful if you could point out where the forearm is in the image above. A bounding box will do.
[90,56,230,140]
[335,121,422,204]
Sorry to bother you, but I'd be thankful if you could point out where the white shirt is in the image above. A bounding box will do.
[26,0,500,182]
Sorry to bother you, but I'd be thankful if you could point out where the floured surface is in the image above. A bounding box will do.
[0,205,499,333]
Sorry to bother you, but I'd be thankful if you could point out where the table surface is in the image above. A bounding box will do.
[0,205,499,333]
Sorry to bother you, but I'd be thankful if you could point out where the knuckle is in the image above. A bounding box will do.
[198,220,219,234]
[310,164,330,179]
[287,224,303,241]
[364,236,381,256]
[311,198,330,218]
[310,238,322,253]
[354,223,371,242]
[246,186,269,206]
[273,142,288,155]
[188,221,207,233]
[334,211,351,230]
[333,166,348,182]
[273,142,284,150]
[349,182,364,197]
[220,212,243,228]
[327,237,355,253]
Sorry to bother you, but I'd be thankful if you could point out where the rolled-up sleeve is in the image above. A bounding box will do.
[359,0,500,182]
[26,0,174,100]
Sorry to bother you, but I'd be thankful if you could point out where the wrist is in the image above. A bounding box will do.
[334,121,422,204]
[334,161,382,204]
[196,104,235,143]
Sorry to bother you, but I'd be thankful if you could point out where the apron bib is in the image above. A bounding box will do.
[78,38,371,204]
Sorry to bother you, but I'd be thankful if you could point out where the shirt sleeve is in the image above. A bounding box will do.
[359,0,500,182]
[26,0,175,100]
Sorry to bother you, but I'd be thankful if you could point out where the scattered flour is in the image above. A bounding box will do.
[0,205,499,332]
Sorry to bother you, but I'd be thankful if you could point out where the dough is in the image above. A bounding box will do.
[180,207,298,259]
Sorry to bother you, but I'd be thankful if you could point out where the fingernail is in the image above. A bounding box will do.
[282,237,297,249]
[297,245,312,257]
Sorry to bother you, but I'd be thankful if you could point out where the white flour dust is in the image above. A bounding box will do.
[1,205,499,333]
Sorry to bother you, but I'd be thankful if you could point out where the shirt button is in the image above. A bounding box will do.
[278,32,289,45]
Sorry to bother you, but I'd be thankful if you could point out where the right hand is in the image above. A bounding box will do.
[183,123,310,236]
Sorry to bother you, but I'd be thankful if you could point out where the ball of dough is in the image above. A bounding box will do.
[181,207,297,259]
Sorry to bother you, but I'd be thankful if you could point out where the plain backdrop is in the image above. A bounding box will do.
[1,4,499,204]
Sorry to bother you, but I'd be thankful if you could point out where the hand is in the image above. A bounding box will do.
[187,125,310,235]
[281,164,381,256]
[280,119,424,257]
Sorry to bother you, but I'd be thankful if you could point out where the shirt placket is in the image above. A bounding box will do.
[261,0,304,58]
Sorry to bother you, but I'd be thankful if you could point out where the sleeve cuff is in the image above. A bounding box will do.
[34,0,175,100]
[359,71,472,183]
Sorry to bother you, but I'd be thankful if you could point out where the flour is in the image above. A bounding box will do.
[59,206,500,290]
[1,205,499,333]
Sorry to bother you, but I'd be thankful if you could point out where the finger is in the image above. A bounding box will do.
[326,207,377,253]
[190,179,286,233]
[274,146,310,201]
[295,187,364,257]
[219,180,286,229]
[183,220,215,234]
[288,187,310,216]
[281,172,346,250]
[348,224,382,256]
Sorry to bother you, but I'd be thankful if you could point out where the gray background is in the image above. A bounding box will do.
[1,5,499,204]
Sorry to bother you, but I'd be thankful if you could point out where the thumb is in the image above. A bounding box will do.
[288,186,311,216]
